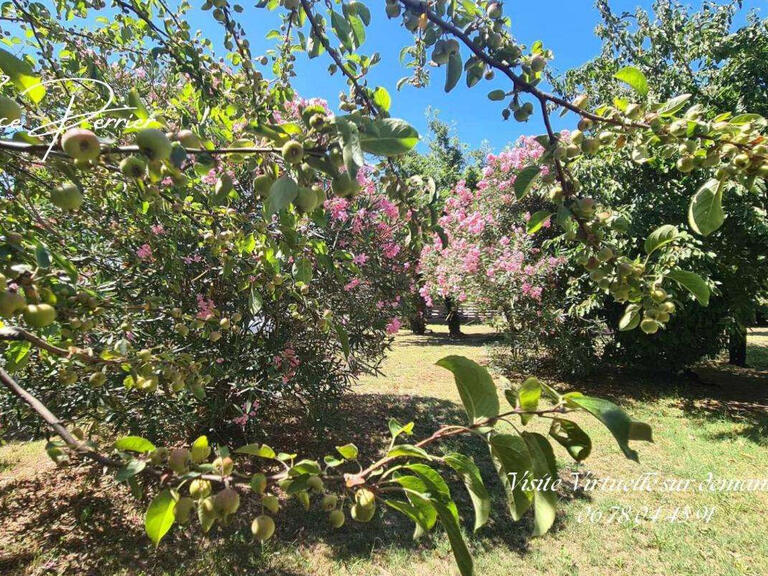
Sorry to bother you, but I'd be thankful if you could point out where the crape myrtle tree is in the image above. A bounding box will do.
[399,111,482,336]
[0,1,766,574]
[554,0,768,369]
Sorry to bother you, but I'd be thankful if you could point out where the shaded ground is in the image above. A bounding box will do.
[1,324,767,575]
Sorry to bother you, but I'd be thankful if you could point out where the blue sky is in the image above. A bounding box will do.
[219,0,764,153]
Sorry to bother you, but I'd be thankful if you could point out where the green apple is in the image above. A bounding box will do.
[0,290,26,318]
[61,128,100,162]
[50,183,83,211]
[189,478,212,500]
[213,488,240,517]
[23,303,57,328]
[328,509,345,528]
[119,156,147,179]
[136,128,172,162]
[176,129,201,149]
[281,140,304,165]
[175,497,195,524]
[251,514,275,541]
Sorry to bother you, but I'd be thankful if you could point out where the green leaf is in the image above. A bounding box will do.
[406,464,473,576]
[619,304,642,332]
[658,94,692,116]
[444,453,490,532]
[522,432,558,536]
[358,118,419,156]
[388,418,414,439]
[390,475,438,538]
[144,489,176,546]
[667,269,710,306]
[34,242,51,269]
[266,175,298,214]
[336,117,363,179]
[0,48,45,103]
[487,89,506,101]
[614,66,648,98]
[330,9,353,51]
[336,443,359,460]
[289,459,322,476]
[565,395,652,462]
[445,51,462,93]
[372,86,391,112]
[115,436,156,453]
[549,418,592,461]
[514,166,541,200]
[235,443,276,458]
[387,444,432,460]
[644,224,678,255]
[116,458,147,481]
[489,433,533,520]
[436,355,499,424]
[517,377,542,425]
[688,179,725,236]
[526,211,552,234]
[385,499,435,538]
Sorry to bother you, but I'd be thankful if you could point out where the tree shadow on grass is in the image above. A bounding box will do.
[0,393,591,576]
[553,366,768,445]
[395,330,503,349]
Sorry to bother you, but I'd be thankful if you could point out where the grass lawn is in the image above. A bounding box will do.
[1,324,767,575]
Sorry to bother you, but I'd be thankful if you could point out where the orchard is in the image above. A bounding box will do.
[1,1,766,575]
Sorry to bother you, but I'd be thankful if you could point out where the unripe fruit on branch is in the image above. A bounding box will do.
[650,287,668,302]
[0,290,26,318]
[190,440,211,464]
[50,182,84,211]
[214,488,240,517]
[215,173,234,196]
[251,514,275,541]
[530,54,546,72]
[0,95,23,122]
[176,129,201,149]
[355,488,375,509]
[190,478,212,500]
[350,503,375,522]
[213,456,234,476]
[253,174,274,198]
[89,371,106,387]
[262,494,280,514]
[486,2,503,19]
[281,140,304,165]
[61,128,100,162]
[676,156,695,173]
[321,494,338,511]
[175,497,195,524]
[23,304,57,328]
[168,448,190,474]
[136,128,172,162]
[307,475,324,493]
[120,156,147,179]
[640,318,660,334]
[149,447,168,466]
[329,509,345,528]
[332,173,359,197]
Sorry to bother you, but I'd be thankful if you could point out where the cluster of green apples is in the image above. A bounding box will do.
[565,98,768,182]
[0,273,57,328]
[145,436,357,542]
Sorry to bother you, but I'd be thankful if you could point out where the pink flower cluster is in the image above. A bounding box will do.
[419,135,565,312]
[196,294,216,319]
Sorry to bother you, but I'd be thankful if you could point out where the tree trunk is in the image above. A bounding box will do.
[445,297,463,338]
[728,325,747,367]
[409,295,427,335]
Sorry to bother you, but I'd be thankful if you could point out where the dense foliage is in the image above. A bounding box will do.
[556,0,768,369]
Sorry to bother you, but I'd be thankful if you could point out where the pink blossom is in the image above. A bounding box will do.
[385,318,402,335]
[136,244,153,261]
